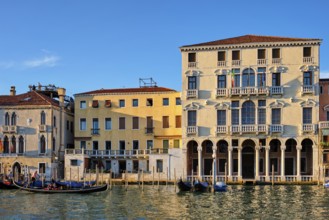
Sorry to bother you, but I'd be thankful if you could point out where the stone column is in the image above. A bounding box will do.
[197,146,202,179]
[228,146,233,181]
[212,146,217,185]
[281,145,286,182]
[296,145,302,181]
[238,146,242,180]
[265,146,270,181]
[255,146,260,181]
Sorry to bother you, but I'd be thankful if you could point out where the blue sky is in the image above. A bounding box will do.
[1,0,329,97]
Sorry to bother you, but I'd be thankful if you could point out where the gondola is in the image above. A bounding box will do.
[213,182,227,192]
[193,180,209,192]
[324,180,329,188]
[55,180,96,188]
[177,179,192,192]
[0,180,18,189]
[13,182,108,194]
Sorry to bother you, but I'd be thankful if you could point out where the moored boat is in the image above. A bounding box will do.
[213,181,227,192]
[55,180,96,189]
[324,180,329,188]
[193,180,209,192]
[177,179,192,192]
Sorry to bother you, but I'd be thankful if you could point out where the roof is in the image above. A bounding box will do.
[75,87,177,96]
[0,90,59,107]
[320,78,329,82]
[181,35,321,48]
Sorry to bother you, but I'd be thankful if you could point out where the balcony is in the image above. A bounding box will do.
[319,121,329,129]
[216,88,228,97]
[187,126,197,135]
[186,89,198,99]
[302,124,317,133]
[188,62,197,68]
[217,61,226,67]
[303,57,314,64]
[145,127,154,134]
[91,128,100,135]
[232,60,241,66]
[270,86,283,95]
[230,125,267,134]
[257,59,267,65]
[70,148,169,158]
[2,125,18,133]
[39,124,47,132]
[229,87,269,97]
[272,58,282,65]
[216,125,228,134]
[301,85,315,95]
[269,125,283,134]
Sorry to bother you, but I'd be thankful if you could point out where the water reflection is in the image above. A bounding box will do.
[1,185,329,219]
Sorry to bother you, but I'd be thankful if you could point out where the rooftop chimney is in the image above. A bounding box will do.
[57,88,66,105]
[10,86,16,96]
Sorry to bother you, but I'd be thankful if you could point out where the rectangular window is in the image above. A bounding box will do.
[218,51,226,61]
[163,140,169,149]
[258,108,266,124]
[92,118,99,129]
[146,98,153,106]
[232,50,240,60]
[175,115,181,128]
[327,111,329,121]
[303,47,311,57]
[272,48,280,59]
[188,76,197,89]
[217,110,226,125]
[232,139,239,147]
[93,141,98,150]
[105,118,112,130]
[231,101,239,108]
[105,100,111,108]
[119,99,125,108]
[233,159,238,173]
[80,101,86,109]
[163,116,169,128]
[259,158,264,173]
[272,72,281,86]
[80,118,86,130]
[232,109,239,125]
[272,108,281,124]
[218,159,226,172]
[80,141,86,149]
[320,86,323,94]
[156,159,163,172]
[39,163,46,174]
[119,141,125,154]
[217,75,226,88]
[105,141,111,150]
[303,72,312,85]
[301,158,306,173]
[146,116,153,133]
[92,100,99,108]
[258,49,266,59]
[270,158,278,172]
[257,67,266,86]
[70,159,78,166]
[232,68,241,87]
[188,52,196,62]
[163,98,169,106]
[133,140,139,150]
[147,140,153,149]
[119,117,125,130]
[174,139,180,148]
[67,120,69,130]
[132,99,138,107]
[132,117,139,129]
[176,97,181,105]
[303,108,312,124]
[188,110,196,126]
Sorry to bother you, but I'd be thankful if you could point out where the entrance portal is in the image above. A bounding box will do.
[242,146,255,179]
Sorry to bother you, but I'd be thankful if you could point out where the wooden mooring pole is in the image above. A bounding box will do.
[158,168,160,191]
[109,169,112,190]
[125,170,128,191]
[152,166,155,187]
[142,170,144,191]
[272,164,274,186]
[174,168,176,192]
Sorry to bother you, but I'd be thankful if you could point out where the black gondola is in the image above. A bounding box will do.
[177,179,192,191]
[0,180,17,189]
[13,182,108,194]
[193,180,209,192]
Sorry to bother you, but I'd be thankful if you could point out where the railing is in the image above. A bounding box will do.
[188,62,197,68]
[186,89,198,98]
[257,59,267,65]
[229,87,269,96]
[302,124,316,133]
[257,125,267,133]
[216,88,227,97]
[0,153,20,157]
[66,149,170,157]
[231,125,240,133]
[230,88,241,96]
[232,60,241,66]
[241,87,257,95]
[216,125,227,134]
[269,125,283,133]
[272,58,282,64]
[39,124,47,132]
[301,176,313,181]
[257,87,269,95]
[217,61,226,67]
[91,128,100,135]
[187,126,197,135]
[231,125,267,134]
[319,121,329,129]
[269,175,281,182]
[145,127,154,134]
[270,86,283,95]
[284,175,297,182]
[303,57,313,64]
[301,85,314,95]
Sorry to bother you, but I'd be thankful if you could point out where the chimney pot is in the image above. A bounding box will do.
[10,86,16,96]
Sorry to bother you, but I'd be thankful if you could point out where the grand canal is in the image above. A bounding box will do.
[1,185,329,219]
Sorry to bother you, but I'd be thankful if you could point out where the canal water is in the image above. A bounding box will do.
[1,185,329,219]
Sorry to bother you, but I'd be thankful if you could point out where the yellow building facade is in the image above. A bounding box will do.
[73,86,182,176]
[180,35,322,182]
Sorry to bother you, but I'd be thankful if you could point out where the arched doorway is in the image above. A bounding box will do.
[187,140,198,176]
[12,162,21,181]
[202,140,213,175]
[301,138,313,175]
[285,138,297,175]
[217,140,228,174]
[242,139,255,179]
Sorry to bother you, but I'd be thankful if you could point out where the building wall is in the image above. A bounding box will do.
[319,80,329,121]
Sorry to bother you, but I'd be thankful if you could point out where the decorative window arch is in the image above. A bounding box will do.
[11,136,16,153]
[11,112,17,126]
[242,101,255,124]
[18,136,24,154]
[4,136,9,153]
[269,100,285,108]
[40,135,46,154]
[5,112,10,126]
[242,68,255,87]
[41,111,46,125]
[184,102,201,111]
[300,99,316,107]
[214,102,230,110]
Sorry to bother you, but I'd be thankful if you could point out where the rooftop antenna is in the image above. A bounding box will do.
[139,78,157,88]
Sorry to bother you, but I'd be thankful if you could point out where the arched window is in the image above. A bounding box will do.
[11,136,16,153]
[19,136,24,154]
[41,111,46,125]
[40,135,46,153]
[242,101,255,124]
[11,112,17,126]
[5,112,10,126]
[52,138,56,152]
[4,136,9,153]
[53,116,56,128]
[242,68,255,87]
